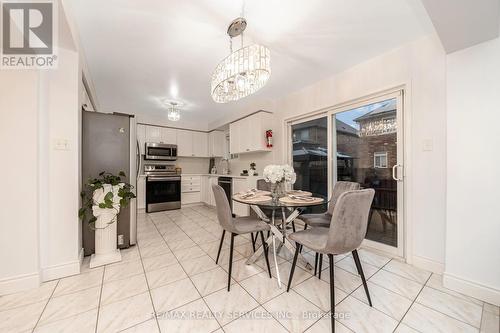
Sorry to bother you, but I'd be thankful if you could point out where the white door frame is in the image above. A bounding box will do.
[285,87,408,259]
[328,90,404,257]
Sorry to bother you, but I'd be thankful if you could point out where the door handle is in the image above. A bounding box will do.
[392,164,403,181]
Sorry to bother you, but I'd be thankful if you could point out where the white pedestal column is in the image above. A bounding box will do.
[90,211,122,268]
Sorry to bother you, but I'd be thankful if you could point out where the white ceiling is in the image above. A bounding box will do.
[421,0,499,53]
[67,0,433,126]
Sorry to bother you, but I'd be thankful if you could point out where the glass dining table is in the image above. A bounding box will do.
[232,193,326,288]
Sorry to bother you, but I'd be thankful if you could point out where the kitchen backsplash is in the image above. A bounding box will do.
[176,157,210,174]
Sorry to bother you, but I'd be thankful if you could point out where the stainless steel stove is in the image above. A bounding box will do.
[144,164,181,212]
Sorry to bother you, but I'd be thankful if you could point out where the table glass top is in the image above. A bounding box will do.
[232,194,326,209]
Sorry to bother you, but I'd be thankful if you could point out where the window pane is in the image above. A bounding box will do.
[335,98,398,247]
[292,117,328,213]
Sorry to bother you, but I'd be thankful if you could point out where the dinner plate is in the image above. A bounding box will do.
[286,190,312,197]
[279,196,324,204]
[236,195,272,203]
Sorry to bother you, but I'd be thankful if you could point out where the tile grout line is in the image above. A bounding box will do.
[478,302,485,332]
[391,273,432,333]
[136,227,164,333]
[30,279,60,332]
[150,210,224,332]
[302,254,393,332]
[159,207,288,331]
[399,273,484,331]
[93,265,106,333]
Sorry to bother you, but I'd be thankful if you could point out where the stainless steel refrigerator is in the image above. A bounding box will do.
[82,111,137,256]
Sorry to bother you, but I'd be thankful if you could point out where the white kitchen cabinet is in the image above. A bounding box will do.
[145,126,162,143]
[144,125,176,144]
[160,127,177,144]
[137,176,146,209]
[181,175,201,204]
[178,130,208,157]
[192,132,208,157]
[208,131,225,157]
[229,111,272,154]
[229,121,240,154]
[137,124,146,155]
[177,130,193,156]
[208,176,218,206]
[201,176,209,204]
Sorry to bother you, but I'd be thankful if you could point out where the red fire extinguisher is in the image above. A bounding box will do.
[266,130,273,148]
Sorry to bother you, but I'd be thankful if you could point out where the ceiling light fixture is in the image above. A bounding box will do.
[167,102,180,121]
[210,3,270,103]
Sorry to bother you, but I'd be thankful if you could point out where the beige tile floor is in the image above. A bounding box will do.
[1,206,498,333]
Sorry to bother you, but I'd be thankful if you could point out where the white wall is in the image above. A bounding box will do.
[38,47,82,281]
[0,71,41,294]
[211,34,448,271]
[0,2,83,294]
[445,35,500,305]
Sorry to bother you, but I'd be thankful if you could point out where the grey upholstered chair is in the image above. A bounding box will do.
[299,181,360,277]
[212,184,272,291]
[287,189,375,333]
[300,181,360,229]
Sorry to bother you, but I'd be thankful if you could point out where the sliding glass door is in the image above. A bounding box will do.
[290,116,329,213]
[288,91,404,257]
[332,94,403,255]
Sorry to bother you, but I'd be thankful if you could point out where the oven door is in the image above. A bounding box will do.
[145,143,177,161]
[146,176,181,212]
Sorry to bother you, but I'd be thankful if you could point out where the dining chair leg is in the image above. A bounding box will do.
[352,249,372,306]
[228,233,235,291]
[215,230,225,264]
[352,251,361,276]
[328,254,335,333]
[314,252,319,276]
[287,244,300,292]
[318,254,323,279]
[260,231,272,278]
[292,221,296,232]
[251,233,256,252]
[303,223,308,230]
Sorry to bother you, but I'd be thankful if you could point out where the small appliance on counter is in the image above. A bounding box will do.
[145,164,181,212]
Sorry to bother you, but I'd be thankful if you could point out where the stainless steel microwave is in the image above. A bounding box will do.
[144,142,177,161]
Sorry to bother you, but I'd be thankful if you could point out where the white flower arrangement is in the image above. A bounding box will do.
[263,164,297,184]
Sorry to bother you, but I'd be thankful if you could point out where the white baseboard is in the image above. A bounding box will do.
[181,202,205,208]
[412,255,445,274]
[0,271,40,296]
[41,256,82,282]
[443,272,500,306]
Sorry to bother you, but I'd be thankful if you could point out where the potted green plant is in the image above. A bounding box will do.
[79,171,135,268]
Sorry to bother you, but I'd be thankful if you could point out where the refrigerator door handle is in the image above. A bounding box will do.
[136,140,141,179]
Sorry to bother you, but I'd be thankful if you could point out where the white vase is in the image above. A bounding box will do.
[89,210,122,268]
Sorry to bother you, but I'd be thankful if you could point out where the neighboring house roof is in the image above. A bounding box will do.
[335,119,358,135]
[292,147,352,159]
[354,99,397,122]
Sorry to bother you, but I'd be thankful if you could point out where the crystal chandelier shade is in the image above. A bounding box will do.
[211,44,270,103]
[211,11,271,104]
[167,103,180,121]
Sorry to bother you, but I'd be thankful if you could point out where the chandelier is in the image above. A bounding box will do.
[211,16,271,103]
[167,102,180,121]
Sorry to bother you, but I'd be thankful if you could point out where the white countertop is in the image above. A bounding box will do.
[182,173,262,179]
[138,173,263,179]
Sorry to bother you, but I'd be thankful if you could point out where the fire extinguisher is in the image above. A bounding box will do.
[266,130,273,148]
